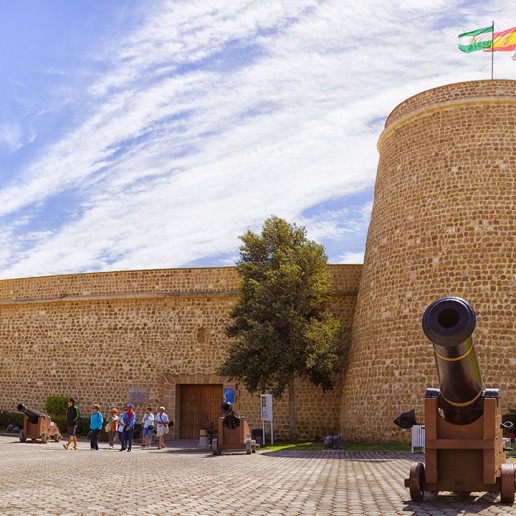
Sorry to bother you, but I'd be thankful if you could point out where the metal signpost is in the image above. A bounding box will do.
[260,394,273,445]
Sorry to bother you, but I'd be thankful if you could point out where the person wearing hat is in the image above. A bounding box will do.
[155,406,169,449]
[89,404,104,451]
[119,403,136,452]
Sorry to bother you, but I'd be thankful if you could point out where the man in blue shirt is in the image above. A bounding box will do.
[120,403,136,452]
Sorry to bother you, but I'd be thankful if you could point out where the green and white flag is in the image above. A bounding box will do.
[458,26,493,53]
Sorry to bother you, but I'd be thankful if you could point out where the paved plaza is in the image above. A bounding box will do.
[0,435,514,515]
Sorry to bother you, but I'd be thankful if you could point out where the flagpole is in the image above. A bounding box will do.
[491,21,494,79]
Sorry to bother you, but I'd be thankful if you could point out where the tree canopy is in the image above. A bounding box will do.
[217,216,341,440]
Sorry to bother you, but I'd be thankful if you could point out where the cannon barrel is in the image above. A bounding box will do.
[16,403,50,425]
[220,401,241,429]
[422,296,483,425]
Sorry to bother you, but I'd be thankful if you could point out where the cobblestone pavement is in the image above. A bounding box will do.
[0,435,515,515]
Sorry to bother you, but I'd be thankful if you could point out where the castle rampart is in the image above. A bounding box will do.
[0,265,361,441]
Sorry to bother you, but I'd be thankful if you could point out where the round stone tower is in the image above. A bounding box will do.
[341,80,516,441]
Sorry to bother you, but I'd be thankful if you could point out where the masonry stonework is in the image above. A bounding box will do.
[341,80,516,441]
[0,265,360,441]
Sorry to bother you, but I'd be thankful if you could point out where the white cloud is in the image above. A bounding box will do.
[336,251,365,265]
[0,122,23,153]
[0,0,514,278]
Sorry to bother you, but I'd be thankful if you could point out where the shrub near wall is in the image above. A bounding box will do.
[0,410,24,430]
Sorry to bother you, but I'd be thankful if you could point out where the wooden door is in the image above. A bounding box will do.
[179,384,223,439]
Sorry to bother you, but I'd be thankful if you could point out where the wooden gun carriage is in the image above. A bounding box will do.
[17,403,62,444]
[406,297,515,503]
[212,402,257,455]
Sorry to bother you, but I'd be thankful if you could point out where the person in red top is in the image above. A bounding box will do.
[120,404,136,452]
[107,408,119,449]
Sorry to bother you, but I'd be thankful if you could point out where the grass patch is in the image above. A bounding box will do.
[263,441,411,452]
[264,442,515,454]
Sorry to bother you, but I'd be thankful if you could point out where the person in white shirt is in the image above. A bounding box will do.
[155,406,169,449]
[141,407,155,448]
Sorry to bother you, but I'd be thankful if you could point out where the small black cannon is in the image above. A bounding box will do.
[17,403,61,443]
[212,401,256,455]
[405,297,515,503]
[221,401,242,429]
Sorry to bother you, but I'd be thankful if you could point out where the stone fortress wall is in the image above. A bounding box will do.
[340,80,516,441]
[0,265,361,441]
[0,80,514,442]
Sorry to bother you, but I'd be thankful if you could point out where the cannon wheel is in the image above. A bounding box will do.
[53,433,62,442]
[245,439,251,454]
[40,432,49,444]
[501,464,515,503]
[19,430,26,443]
[409,462,425,501]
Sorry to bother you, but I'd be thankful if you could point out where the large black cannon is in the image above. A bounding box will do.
[421,296,482,425]
[405,297,515,503]
[212,401,256,455]
[17,403,61,443]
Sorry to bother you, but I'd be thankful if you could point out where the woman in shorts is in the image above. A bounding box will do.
[155,406,169,449]
[141,407,155,448]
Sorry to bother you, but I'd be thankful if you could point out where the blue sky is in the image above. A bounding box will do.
[0,0,514,279]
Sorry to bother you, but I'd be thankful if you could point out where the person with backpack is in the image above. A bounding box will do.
[63,398,80,450]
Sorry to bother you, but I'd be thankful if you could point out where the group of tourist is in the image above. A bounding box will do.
[62,398,171,451]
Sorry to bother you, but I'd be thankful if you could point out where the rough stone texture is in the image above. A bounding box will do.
[341,80,516,441]
[0,265,361,441]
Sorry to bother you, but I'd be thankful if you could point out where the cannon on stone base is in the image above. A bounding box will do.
[17,403,62,443]
[405,297,515,503]
[212,402,256,455]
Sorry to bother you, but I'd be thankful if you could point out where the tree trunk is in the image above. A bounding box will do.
[288,376,297,442]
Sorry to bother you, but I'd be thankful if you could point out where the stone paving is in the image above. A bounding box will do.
[0,435,514,515]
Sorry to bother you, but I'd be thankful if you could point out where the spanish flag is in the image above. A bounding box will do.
[458,26,493,53]
[484,26,516,51]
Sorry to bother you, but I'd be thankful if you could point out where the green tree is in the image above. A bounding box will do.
[217,216,341,441]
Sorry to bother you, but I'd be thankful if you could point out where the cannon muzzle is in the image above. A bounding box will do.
[16,403,50,425]
[422,297,483,425]
[220,401,241,429]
